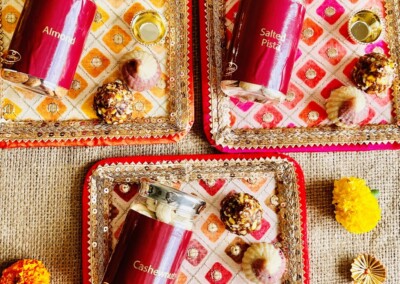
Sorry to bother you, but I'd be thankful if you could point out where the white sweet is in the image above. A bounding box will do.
[146,199,158,212]
[172,213,193,230]
[239,81,263,92]
[132,198,194,230]
[155,203,175,224]
[261,87,286,103]
[130,203,156,219]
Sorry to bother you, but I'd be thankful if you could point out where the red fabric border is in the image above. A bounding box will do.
[82,153,310,284]
[0,132,190,148]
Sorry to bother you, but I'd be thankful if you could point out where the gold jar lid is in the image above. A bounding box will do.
[130,10,167,46]
[348,9,383,44]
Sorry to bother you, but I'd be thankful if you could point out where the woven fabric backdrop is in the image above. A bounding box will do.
[1,0,400,283]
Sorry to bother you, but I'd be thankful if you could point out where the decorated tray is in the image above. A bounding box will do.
[200,0,400,152]
[82,154,309,283]
[0,0,193,148]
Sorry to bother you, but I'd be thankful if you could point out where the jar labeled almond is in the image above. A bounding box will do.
[1,0,96,98]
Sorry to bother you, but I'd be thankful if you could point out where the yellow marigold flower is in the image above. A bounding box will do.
[332,177,381,234]
[0,259,50,284]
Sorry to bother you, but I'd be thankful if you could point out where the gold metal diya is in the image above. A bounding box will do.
[130,10,167,46]
[348,9,383,44]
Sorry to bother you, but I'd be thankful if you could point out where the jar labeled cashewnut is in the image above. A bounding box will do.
[102,179,206,284]
[1,0,96,98]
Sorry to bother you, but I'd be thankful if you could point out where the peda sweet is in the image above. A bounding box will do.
[242,243,286,284]
[120,50,161,92]
[326,86,368,128]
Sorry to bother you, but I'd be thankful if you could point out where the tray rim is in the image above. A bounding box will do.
[81,153,310,284]
[0,0,195,148]
[200,0,400,153]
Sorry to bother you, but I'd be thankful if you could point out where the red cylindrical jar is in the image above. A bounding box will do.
[221,0,306,103]
[1,0,97,98]
[102,179,206,284]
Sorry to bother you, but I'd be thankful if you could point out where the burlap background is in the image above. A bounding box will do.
[1,1,400,283]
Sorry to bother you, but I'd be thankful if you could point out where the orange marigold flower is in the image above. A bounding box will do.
[0,259,50,284]
[332,177,381,234]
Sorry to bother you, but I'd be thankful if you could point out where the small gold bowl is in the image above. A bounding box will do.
[348,9,383,44]
[130,10,167,46]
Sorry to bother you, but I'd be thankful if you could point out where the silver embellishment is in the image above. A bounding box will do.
[187,248,199,259]
[119,184,130,193]
[230,245,241,256]
[305,69,317,80]
[208,223,218,233]
[324,6,336,17]
[270,195,280,206]
[262,113,274,123]
[308,111,320,121]
[326,47,339,58]
[211,270,222,281]
[302,28,314,39]
[286,92,295,102]
[113,34,124,45]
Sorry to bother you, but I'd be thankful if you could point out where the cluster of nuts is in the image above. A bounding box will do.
[130,198,193,231]
[93,81,134,124]
[1,69,68,98]
[352,52,396,94]
[220,192,263,236]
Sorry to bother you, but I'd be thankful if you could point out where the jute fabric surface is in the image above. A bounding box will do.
[1,1,400,283]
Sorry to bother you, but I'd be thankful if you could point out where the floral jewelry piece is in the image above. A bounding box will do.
[332,177,381,234]
[351,254,386,284]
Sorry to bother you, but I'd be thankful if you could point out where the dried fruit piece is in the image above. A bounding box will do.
[220,192,263,236]
[326,86,368,128]
[242,243,286,284]
[120,50,161,91]
[352,52,396,94]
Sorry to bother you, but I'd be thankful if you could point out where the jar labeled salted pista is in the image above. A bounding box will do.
[102,179,206,284]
